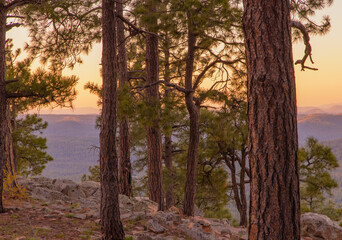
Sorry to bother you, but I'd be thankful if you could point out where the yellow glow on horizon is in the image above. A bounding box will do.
[6,1,342,113]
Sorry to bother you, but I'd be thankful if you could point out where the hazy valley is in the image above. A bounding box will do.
[38,106,342,203]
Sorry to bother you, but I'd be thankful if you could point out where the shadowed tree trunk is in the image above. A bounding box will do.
[163,45,174,209]
[0,5,7,214]
[100,0,125,238]
[243,0,301,239]
[145,0,164,211]
[164,134,174,209]
[116,0,132,197]
[183,28,200,217]
[239,150,248,227]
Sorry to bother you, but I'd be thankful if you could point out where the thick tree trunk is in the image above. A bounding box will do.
[243,0,301,239]
[116,0,132,197]
[145,1,164,211]
[0,6,7,214]
[183,30,200,216]
[100,0,125,238]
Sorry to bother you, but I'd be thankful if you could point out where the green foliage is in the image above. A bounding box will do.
[13,114,53,176]
[299,137,341,219]
[6,40,78,112]
[81,165,100,182]
[23,0,101,69]
[5,42,78,177]
[291,0,333,37]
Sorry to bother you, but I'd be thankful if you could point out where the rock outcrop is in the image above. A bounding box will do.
[301,212,342,240]
[17,177,342,240]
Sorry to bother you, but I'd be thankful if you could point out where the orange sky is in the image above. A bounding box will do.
[7,2,342,113]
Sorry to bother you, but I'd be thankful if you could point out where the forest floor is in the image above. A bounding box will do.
[0,197,102,240]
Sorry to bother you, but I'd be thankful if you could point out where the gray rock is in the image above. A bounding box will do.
[136,234,153,240]
[154,211,181,225]
[79,181,100,197]
[179,222,216,240]
[52,179,86,199]
[73,213,87,220]
[31,187,70,202]
[301,212,342,240]
[146,219,166,233]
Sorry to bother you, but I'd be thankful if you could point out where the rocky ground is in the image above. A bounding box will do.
[1,177,342,240]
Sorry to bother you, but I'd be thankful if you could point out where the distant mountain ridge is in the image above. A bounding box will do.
[298,104,342,115]
[39,114,100,181]
[38,113,342,185]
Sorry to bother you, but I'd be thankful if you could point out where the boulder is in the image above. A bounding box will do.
[178,221,216,240]
[52,179,86,199]
[146,219,166,233]
[79,181,100,197]
[31,187,70,202]
[301,212,342,240]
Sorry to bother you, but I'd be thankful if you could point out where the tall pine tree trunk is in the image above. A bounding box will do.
[243,0,301,239]
[145,0,164,211]
[100,0,125,238]
[116,0,132,197]
[183,29,200,216]
[163,46,174,209]
[0,6,7,213]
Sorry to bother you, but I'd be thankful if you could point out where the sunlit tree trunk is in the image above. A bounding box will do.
[100,0,125,238]
[243,0,301,239]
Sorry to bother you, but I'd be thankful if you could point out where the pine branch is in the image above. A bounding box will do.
[6,91,40,99]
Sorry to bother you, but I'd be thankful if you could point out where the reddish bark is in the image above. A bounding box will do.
[145,1,164,211]
[116,0,132,197]
[100,0,125,238]
[0,6,7,214]
[243,0,301,239]
[183,29,200,216]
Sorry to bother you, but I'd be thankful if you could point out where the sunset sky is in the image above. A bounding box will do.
[7,1,342,113]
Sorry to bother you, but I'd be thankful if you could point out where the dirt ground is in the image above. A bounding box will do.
[0,198,102,240]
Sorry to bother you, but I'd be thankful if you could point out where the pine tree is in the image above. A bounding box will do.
[100,0,125,238]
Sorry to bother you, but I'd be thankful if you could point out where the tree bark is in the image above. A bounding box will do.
[0,5,7,213]
[145,0,164,211]
[116,0,132,198]
[183,29,200,217]
[163,45,175,209]
[100,0,125,238]
[239,149,248,227]
[164,135,174,209]
[243,0,301,239]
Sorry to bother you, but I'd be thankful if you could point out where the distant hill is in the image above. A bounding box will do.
[39,114,100,181]
[298,114,342,144]
[38,113,342,187]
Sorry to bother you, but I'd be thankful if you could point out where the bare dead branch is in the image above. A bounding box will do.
[133,80,191,94]
[6,91,40,99]
[6,23,22,31]
[291,20,318,71]
[193,58,243,90]
[116,13,167,42]
[5,0,41,11]
[5,78,19,84]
